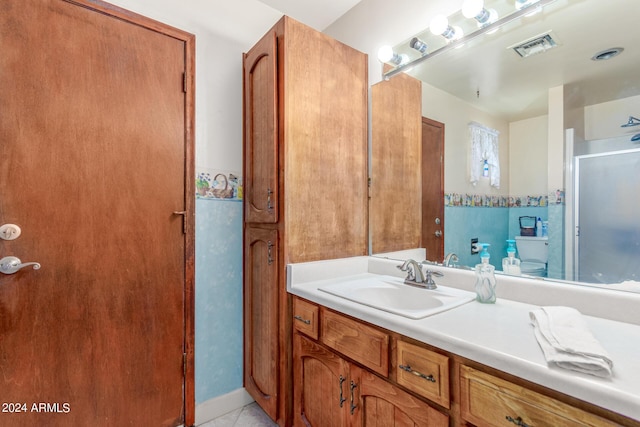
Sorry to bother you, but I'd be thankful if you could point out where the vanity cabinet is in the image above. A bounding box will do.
[243,16,368,424]
[294,334,448,427]
[293,298,449,427]
[292,295,640,427]
[460,365,618,427]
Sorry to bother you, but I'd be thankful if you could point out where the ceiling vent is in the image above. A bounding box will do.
[509,31,560,58]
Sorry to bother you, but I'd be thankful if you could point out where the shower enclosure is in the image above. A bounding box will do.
[573,136,640,284]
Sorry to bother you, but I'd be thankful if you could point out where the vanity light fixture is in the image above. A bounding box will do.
[462,0,499,28]
[409,37,429,55]
[383,0,559,80]
[377,45,409,65]
[430,14,464,41]
[515,0,541,10]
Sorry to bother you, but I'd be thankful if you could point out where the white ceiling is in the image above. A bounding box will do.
[108,0,362,48]
[393,0,640,121]
[257,0,363,31]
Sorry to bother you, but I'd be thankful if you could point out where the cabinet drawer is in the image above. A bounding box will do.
[395,340,450,409]
[292,297,318,340]
[460,365,618,427]
[320,308,389,377]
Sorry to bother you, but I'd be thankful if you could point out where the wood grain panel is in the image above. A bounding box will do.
[293,297,319,340]
[244,227,279,420]
[243,30,279,224]
[371,73,423,254]
[293,334,349,427]
[354,365,449,427]
[0,1,193,425]
[320,308,389,377]
[396,340,450,409]
[281,18,368,263]
[460,365,618,427]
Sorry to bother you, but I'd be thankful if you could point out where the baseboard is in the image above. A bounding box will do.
[195,388,255,426]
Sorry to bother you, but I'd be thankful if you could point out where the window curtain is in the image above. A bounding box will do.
[469,121,500,188]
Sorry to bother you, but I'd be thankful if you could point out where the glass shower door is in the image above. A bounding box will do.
[575,148,640,283]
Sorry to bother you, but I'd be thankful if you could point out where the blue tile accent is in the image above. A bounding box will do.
[444,206,509,269]
[195,198,243,403]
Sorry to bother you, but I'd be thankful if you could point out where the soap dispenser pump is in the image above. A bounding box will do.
[475,243,496,304]
[502,239,521,275]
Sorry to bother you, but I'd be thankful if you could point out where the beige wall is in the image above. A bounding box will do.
[422,83,510,196]
[585,94,640,141]
[509,115,548,196]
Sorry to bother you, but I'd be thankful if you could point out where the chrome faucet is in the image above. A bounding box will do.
[443,253,459,267]
[397,259,425,286]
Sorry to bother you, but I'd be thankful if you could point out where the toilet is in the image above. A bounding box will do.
[514,236,549,277]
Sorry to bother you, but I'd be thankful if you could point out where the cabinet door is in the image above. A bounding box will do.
[244,227,279,419]
[352,365,449,427]
[243,30,278,223]
[294,334,350,427]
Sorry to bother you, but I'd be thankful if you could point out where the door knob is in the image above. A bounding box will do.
[434,230,443,237]
[0,256,41,275]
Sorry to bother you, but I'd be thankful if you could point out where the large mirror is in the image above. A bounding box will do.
[372,0,640,292]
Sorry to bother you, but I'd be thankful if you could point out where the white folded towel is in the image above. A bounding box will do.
[529,306,613,378]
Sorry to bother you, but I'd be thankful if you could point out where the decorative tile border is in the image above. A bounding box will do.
[444,191,564,207]
[196,168,243,201]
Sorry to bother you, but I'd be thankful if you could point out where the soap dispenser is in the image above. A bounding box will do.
[502,239,521,275]
[474,243,496,304]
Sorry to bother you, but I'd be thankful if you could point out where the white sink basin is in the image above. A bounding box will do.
[318,275,474,319]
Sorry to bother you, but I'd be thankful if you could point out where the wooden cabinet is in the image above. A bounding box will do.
[460,365,618,427]
[243,16,368,425]
[354,365,449,427]
[243,227,279,419]
[293,298,448,427]
[294,334,351,427]
[293,297,319,340]
[395,340,450,409]
[321,308,389,377]
[294,334,448,427]
[291,296,639,427]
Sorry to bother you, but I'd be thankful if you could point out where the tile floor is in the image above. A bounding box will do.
[199,402,277,427]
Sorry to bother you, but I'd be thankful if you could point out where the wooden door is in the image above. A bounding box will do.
[293,334,349,427]
[243,30,279,224]
[353,365,448,427]
[244,226,279,420]
[0,1,194,426]
[421,118,445,262]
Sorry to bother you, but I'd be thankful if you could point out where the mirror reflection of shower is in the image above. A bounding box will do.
[572,134,640,286]
[620,116,640,142]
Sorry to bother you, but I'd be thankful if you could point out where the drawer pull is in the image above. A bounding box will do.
[399,364,436,383]
[350,380,358,415]
[339,375,347,407]
[506,416,531,427]
[294,315,311,325]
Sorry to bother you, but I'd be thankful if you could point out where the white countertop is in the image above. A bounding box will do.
[287,256,640,422]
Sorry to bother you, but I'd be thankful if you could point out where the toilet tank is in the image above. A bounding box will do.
[514,236,548,263]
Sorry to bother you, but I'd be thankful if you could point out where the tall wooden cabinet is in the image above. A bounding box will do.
[242,16,368,425]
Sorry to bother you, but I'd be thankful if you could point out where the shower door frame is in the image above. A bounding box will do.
[573,146,640,283]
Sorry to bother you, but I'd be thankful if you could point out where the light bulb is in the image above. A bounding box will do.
[430,15,449,36]
[377,45,394,63]
[462,0,484,19]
